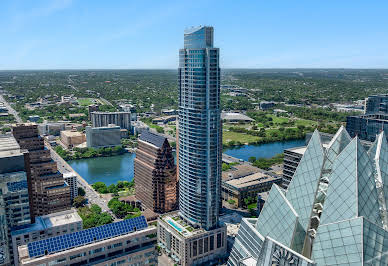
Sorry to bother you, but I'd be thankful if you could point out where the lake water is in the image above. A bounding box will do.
[69,139,305,185]
[68,153,135,186]
[223,139,305,161]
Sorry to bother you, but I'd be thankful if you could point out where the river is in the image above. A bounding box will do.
[69,139,305,185]
[68,153,135,186]
[223,139,305,161]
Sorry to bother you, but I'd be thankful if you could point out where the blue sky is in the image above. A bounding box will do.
[1,0,387,69]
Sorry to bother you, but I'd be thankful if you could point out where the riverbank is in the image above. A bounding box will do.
[55,145,126,161]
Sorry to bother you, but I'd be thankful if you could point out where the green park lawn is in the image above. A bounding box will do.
[223,130,259,144]
[78,98,96,106]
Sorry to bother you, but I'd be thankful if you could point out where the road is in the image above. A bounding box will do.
[0,94,22,123]
[45,141,115,218]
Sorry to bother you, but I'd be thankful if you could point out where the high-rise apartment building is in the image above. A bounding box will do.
[91,111,136,132]
[134,130,177,213]
[12,123,71,221]
[228,127,388,265]
[178,26,221,230]
[157,26,226,266]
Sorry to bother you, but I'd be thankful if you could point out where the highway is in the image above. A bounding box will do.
[0,94,22,123]
[45,141,115,218]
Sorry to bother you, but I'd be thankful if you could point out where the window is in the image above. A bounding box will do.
[217,233,221,249]
[210,235,214,251]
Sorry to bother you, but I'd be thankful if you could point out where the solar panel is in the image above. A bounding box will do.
[27,215,148,258]
[7,180,28,192]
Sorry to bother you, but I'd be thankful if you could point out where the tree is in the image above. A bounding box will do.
[248,156,256,163]
[73,196,87,208]
[78,187,86,196]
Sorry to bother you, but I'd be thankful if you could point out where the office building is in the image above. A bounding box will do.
[365,94,388,114]
[221,171,282,208]
[12,123,71,221]
[134,130,177,213]
[158,211,227,266]
[38,122,65,136]
[11,209,82,266]
[346,113,388,142]
[91,111,136,132]
[18,216,157,266]
[228,126,388,265]
[85,125,121,148]
[0,135,31,265]
[63,172,78,202]
[60,130,86,149]
[178,26,221,230]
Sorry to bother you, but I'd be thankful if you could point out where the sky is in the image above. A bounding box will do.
[0,0,387,70]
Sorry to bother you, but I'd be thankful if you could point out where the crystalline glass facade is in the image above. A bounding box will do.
[228,128,388,266]
[255,185,298,247]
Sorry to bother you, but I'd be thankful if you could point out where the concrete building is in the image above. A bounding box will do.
[0,134,31,265]
[132,121,149,135]
[221,112,254,123]
[178,26,222,230]
[229,127,388,265]
[283,146,306,188]
[158,212,227,266]
[18,216,157,266]
[62,172,78,202]
[134,130,178,213]
[12,123,71,221]
[259,101,275,110]
[85,125,121,148]
[152,115,177,124]
[91,111,136,132]
[162,109,177,115]
[222,164,260,181]
[11,209,82,266]
[88,104,99,120]
[346,113,388,142]
[365,94,388,114]
[38,122,65,136]
[27,115,40,122]
[60,130,86,149]
[221,171,282,208]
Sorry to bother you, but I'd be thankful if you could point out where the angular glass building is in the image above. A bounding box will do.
[228,126,388,265]
[178,26,221,230]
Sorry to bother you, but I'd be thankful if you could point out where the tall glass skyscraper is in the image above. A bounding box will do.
[178,26,221,230]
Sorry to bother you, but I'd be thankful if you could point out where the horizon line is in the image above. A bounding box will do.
[1,67,388,71]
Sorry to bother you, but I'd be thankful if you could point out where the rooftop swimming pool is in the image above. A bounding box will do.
[167,220,183,232]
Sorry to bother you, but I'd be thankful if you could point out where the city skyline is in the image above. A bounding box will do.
[1,0,388,69]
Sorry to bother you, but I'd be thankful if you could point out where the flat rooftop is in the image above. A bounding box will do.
[0,134,20,153]
[11,209,81,236]
[224,171,280,190]
[61,130,84,137]
[222,164,260,181]
[160,211,205,238]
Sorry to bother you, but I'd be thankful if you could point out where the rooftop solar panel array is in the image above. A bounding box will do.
[7,180,28,192]
[27,215,148,258]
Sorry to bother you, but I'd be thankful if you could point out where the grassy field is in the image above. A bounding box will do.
[223,130,259,144]
[294,119,317,127]
[78,98,97,106]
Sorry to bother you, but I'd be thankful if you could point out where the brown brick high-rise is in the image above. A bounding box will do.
[134,131,177,213]
[12,123,71,221]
